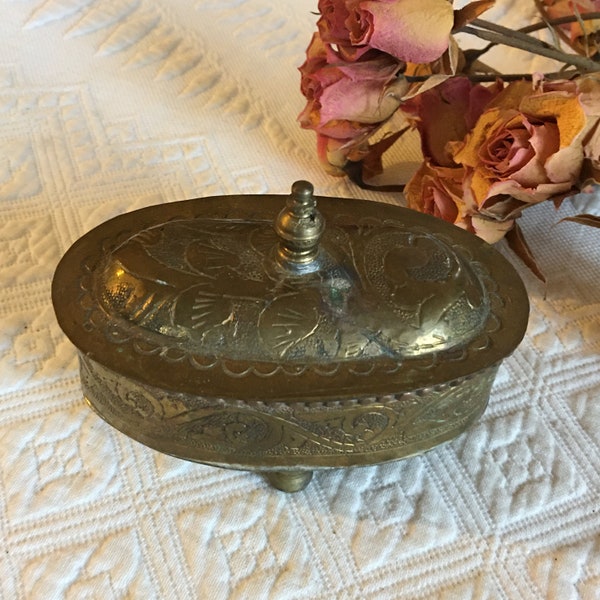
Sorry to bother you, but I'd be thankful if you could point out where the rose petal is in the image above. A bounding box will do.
[577,76,600,116]
[317,134,353,174]
[358,0,453,63]
[318,59,403,124]
[405,161,465,223]
[470,215,514,244]
[545,143,585,183]
[520,92,586,149]
[402,77,503,166]
[484,178,576,204]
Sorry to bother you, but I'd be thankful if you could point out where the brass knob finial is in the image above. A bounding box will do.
[275,181,325,269]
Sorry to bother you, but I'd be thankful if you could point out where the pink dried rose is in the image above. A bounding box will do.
[315,133,373,173]
[317,0,454,64]
[298,32,407,173]
[450,78,595,212]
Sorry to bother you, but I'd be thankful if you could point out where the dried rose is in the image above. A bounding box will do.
[406,76,600,245]
[298,32,407,173]
[451,79,591,209]
[402,76,504,167]
[405,161,465,222]
[405,161,515,243]
[315,133,373,173]
[317,0,454,64]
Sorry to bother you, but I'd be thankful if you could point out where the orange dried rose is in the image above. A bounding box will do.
[451,79,594,209]
[405,160,516,243]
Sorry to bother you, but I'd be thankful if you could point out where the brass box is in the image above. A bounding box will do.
[52,182,529,491]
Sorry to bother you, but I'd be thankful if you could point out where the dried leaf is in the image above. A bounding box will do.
[505,223,547,283]
[361,128,409,180]
[402,73,452,100]
[453,1,496,32]
[559,213,600,228]
[579,158,600,189]
[479,196,528,221]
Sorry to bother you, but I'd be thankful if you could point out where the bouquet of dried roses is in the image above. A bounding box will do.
[299,0,600,279]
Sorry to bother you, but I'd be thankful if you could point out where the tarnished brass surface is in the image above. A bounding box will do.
[52,181,529,490]
[80,355,497,469]
[264,471,314,493]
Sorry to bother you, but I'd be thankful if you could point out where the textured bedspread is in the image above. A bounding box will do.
[1,1,599,598]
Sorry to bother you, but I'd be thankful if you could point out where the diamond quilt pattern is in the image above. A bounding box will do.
[0,0,599,598]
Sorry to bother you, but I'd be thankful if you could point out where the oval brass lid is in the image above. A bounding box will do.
[52,181,529,401]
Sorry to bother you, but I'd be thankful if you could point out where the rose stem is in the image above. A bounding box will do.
[404,70,581,83]
[461,19,600,72]
[531,0,599,55]
[520,11,600,35]
[464,13,600,64]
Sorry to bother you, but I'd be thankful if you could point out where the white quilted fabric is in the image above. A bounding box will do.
[0,1,599,598]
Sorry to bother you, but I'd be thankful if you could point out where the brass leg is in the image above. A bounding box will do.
[264,470,313,493]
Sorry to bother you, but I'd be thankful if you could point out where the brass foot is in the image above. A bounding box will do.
[264,470,313,493]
